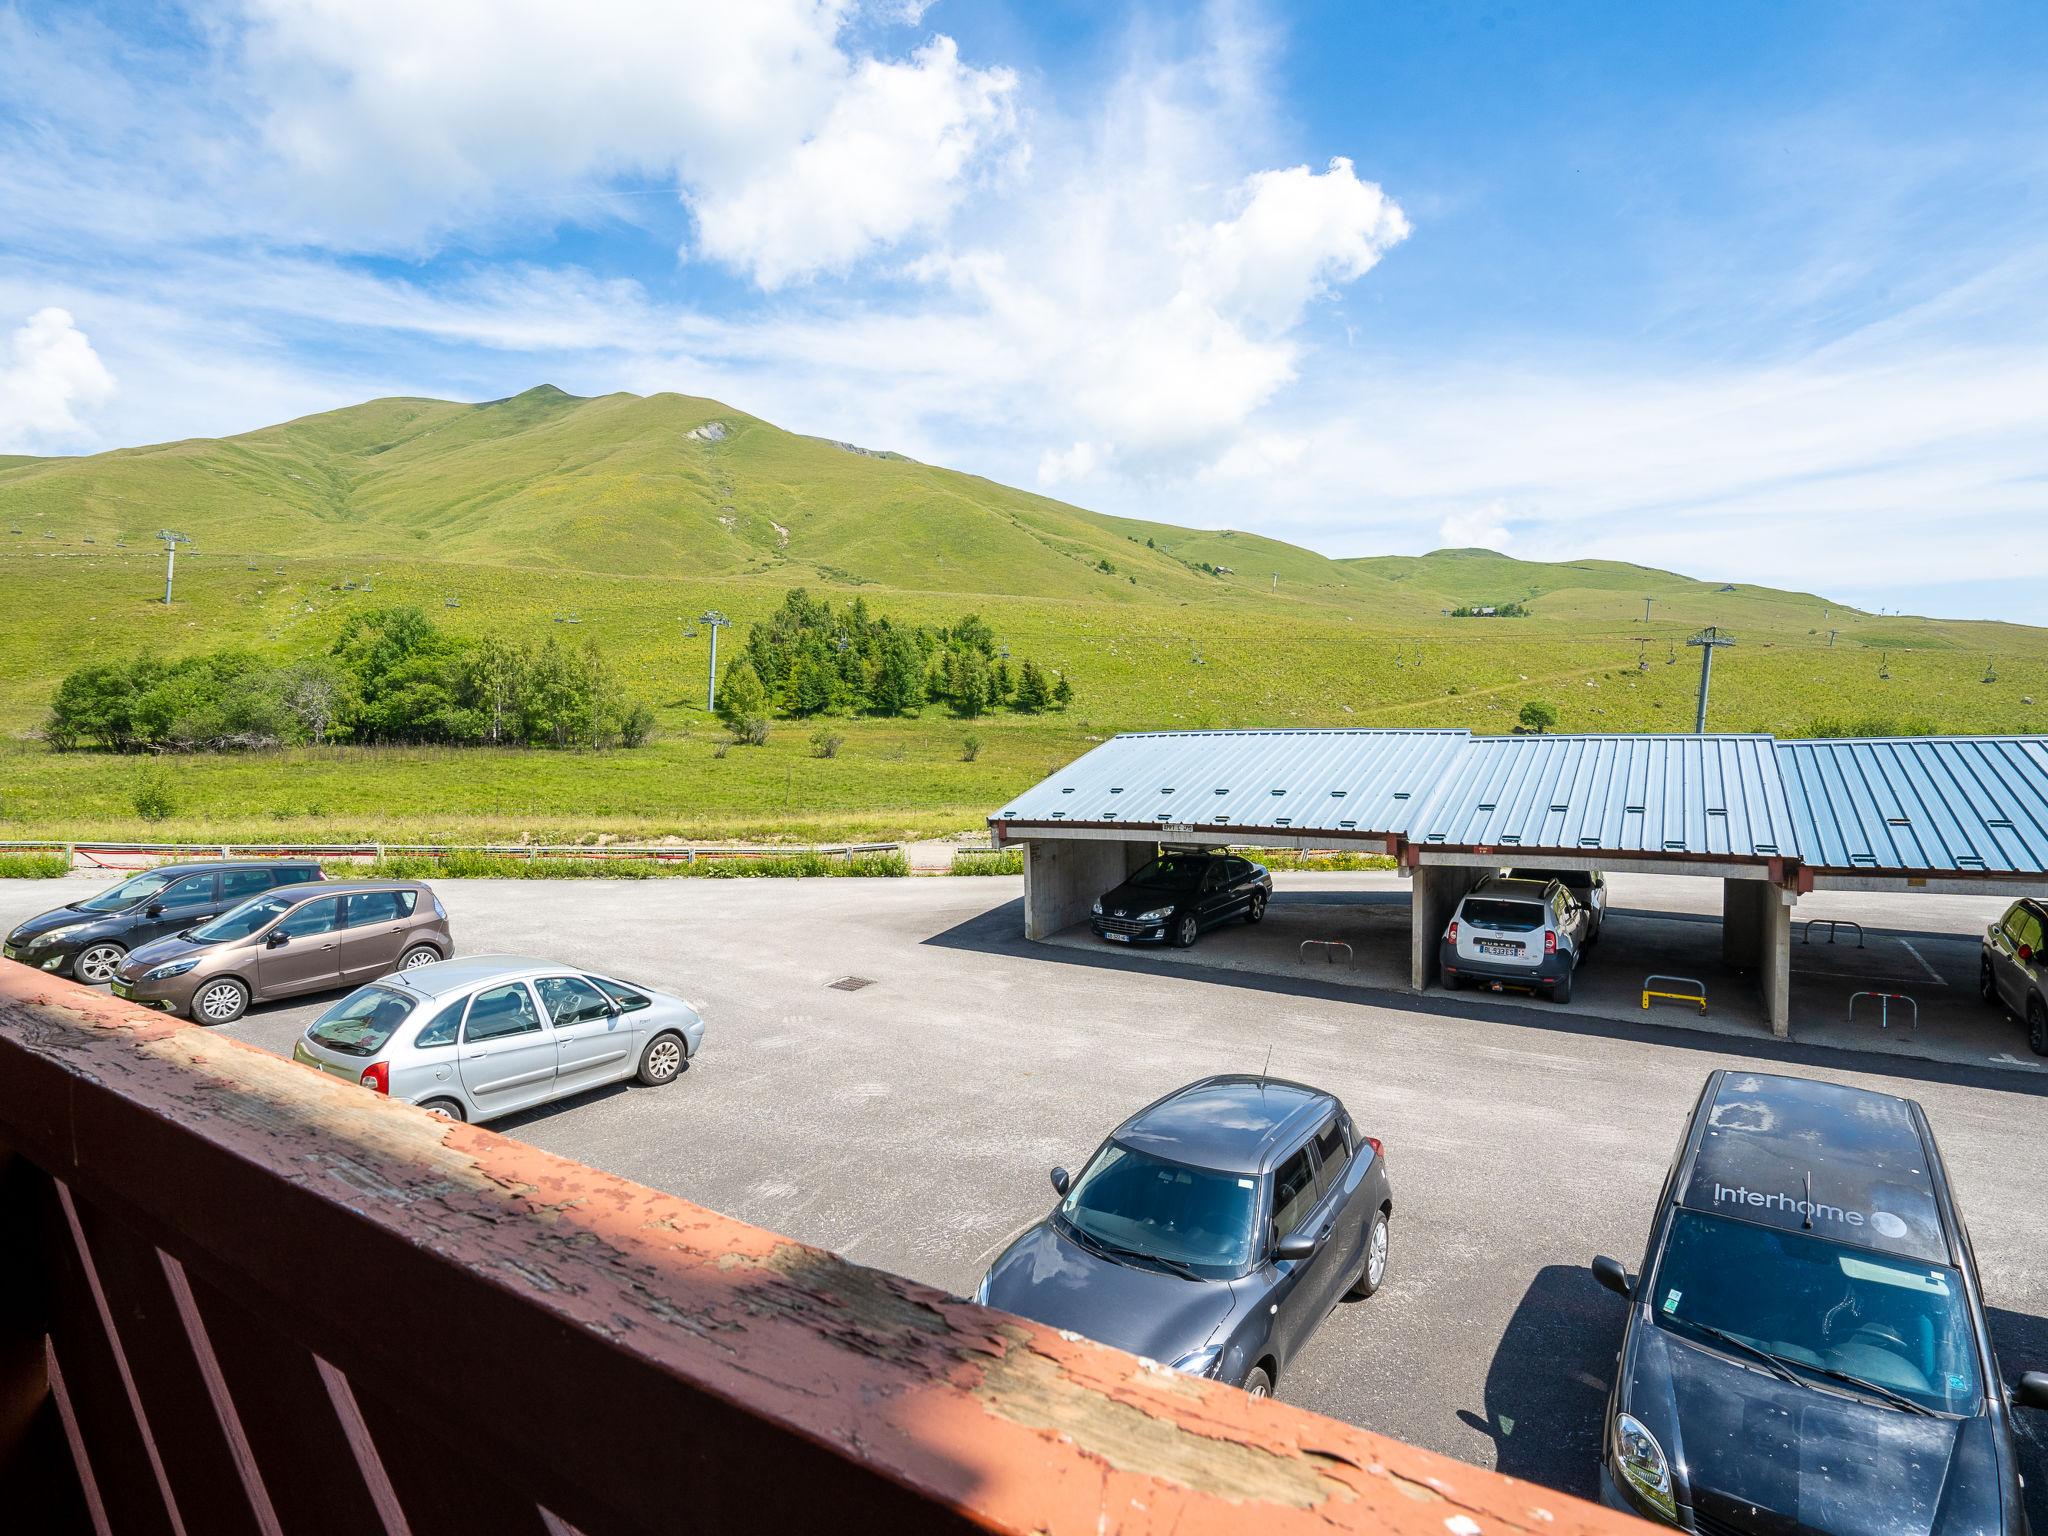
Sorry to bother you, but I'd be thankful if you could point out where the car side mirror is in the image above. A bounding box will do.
[1272,1231,1317,1264]
[145,902,165,917]
[1592,1255,1632,1299]
[2016,1371,2048,1411]
[266,931,290,949]
[1049,1166,1070,1197]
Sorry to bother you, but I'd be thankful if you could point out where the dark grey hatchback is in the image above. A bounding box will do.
[975,1075,1392,1397]
[3,861,325,984]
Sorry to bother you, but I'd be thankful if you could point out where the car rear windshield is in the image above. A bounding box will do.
[1130,856,1210,890]
[1058,1143,1257,1278]
[1463,898,1545,930]
[75,870,179,913]
[1650,1210,1978,1415]
[188,894,293,943]
[306,986,418,1058]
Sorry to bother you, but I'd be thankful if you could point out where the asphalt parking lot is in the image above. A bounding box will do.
[5,871,2045,1514]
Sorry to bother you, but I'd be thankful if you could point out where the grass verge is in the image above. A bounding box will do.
[0,852,69,878]
[329,850,909,880]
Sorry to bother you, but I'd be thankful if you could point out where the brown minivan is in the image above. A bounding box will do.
[111,881,452,1023]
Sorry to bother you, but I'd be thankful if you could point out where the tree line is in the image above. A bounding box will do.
[45,607,655,752]
[715,588,1070,736]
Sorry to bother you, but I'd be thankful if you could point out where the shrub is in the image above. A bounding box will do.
[0,852,69,878]
[731,715,770,747]
[810,728,845,759]
[331,851,909,880]
[950,848,1023,875]
[960,734,981,762]
[132,764,177,822]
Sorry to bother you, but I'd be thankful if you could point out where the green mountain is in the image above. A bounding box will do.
[0,386,2040,843]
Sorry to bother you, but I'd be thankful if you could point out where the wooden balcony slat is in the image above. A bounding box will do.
[1,964,1648,1536]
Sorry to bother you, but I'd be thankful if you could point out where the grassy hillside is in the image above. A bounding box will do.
[1,387,2041,843]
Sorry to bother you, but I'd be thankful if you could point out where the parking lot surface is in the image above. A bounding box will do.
[5,871,2044,1514]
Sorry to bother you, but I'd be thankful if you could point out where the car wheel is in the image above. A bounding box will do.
[1553,970,1573,1005]
[1246,891,1267,925]
[1240,1365,1273,1399]
[1173,913,1199,948]
[1350,1208,1390,1298]
[192,978,248,1025]
[399,943,440,971]
[420,1098,466,1123]
[1980,955,1999,1005]
[74,942,126,986]
[2030,998,2048,1058]
[638,1032,685,1086]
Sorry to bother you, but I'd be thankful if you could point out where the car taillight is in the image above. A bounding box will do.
[1544,930,1558,955]
[1447,920,1459,943]
[1364,1136,1384,1160]
[360,1061,389,1094]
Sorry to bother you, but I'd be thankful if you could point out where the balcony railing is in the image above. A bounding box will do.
[0,961,1642,1534]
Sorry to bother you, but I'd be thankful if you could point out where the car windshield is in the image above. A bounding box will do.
[1651,1210,1979,1415]
[306,986,418,1058]
[1130,857,1211,891]
[189,894,292,943]
[1058,1143,1257,1278]
[1463,898,1544,930]
[75,870,179,913]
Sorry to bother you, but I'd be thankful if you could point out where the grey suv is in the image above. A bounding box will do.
[4,861,324,984]
[1980,898,2047,1055]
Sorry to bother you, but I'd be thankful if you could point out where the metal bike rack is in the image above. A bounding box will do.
[1299,939,1355,966]
[1801,919,1866,949]
[1642,975,1708,1016]
[1849,991,1919,1034]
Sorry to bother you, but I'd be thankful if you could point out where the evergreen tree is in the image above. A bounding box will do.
[1051,672,1073,709]
[1013,659,1051,712]
[716,659,767,732]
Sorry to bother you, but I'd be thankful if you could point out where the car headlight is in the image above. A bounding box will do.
[1171,1345,1223,1378]
[1613,1412,1677,1522]
[1137,906,1175,923]
[1091,899,1103,915]
[30,925,81,949]
[143,958,199,982]
[972,1273,992,1306]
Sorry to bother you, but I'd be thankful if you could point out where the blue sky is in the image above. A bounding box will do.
[3,1,2045,620]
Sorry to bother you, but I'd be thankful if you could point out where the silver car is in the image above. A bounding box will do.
[291,954,705,1123]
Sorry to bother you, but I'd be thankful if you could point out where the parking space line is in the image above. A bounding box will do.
[1897,938,1946,985]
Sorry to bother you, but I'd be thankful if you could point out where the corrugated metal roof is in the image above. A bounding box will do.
[1409,734,1795,858]
[990,729,1471,838]
[1776,737,2048,874]
[992,728,2048,874]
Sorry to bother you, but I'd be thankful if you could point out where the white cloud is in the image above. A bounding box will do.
[0,308,115,451]
[1438,503,1513,552]
[1036,440,1099,485]
[689,37,1017,287]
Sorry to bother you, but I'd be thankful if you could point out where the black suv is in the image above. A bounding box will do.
[1593,1069,2047,1534]
[4,861,325,985]
[1091,852,1272,947]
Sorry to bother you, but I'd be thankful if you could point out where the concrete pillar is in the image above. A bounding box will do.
[1409,864,1490,991]
[1720,878,1792,1037]
[1022,838,1158,941]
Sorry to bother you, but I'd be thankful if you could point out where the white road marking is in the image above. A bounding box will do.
[1897,938,1946,985]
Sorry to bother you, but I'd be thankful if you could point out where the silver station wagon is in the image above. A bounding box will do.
[292,954,705,1123]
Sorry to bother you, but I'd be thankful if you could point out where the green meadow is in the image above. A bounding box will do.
[1,387,2042,845]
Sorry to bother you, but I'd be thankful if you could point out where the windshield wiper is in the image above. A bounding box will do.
[1057,1218,1203,1281]
[1111,1248,1204,1283]
[1796,1362,1938,1417]
[1679,1321,1806,1388]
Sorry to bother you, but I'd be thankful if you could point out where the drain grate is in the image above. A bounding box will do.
[827,976,875,992]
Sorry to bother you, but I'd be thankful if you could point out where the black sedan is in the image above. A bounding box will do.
[975,1075,1392,1398]
[1091,852,1271,947]
[3,861,324,984]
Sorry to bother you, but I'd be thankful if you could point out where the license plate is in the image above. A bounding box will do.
[1478,940,1521,956]
[110,978,134,998]
[1104,931,1130,943]
[1,944,16,961]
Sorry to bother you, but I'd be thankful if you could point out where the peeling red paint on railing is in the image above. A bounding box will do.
[0,960,1649,1535]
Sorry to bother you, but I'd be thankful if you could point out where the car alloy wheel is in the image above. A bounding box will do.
[1175,914,1199,948]
[640,1035,683,1085]
[1368,1215,1389,1288]
[1241,1366,1273,1399]
[1247,892,1267,924]
[75,943,125,985]
[400,945,438,970]
[195,980,247,1024]
[2030,998,2048,1058]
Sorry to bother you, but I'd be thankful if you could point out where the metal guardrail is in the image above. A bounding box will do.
[0,964,1634,1536]
[1801,918,1866,949]
[0,839,902,870]
[1298,939,1355,966]
[1641,974,1708,1015]
[1850,990,1920,1034]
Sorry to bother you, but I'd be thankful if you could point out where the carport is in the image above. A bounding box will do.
[991,728,2048,1042]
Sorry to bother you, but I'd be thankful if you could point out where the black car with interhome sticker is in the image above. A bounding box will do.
[1591,1070,2047,1536]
